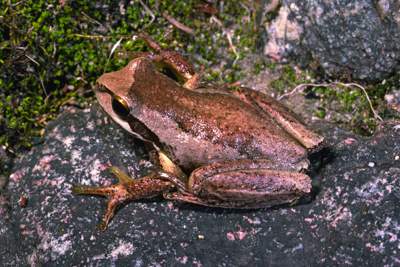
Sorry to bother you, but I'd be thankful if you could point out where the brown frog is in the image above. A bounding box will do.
[72,34,324,230]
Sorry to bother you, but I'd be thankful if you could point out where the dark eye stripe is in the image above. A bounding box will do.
[97,84,108,92]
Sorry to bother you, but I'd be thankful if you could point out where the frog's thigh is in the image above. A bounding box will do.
[231,88,324,150]
[168,159,312,208]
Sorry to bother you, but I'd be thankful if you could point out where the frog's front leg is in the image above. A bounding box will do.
[72,166,174,231]
[165,159,312,209]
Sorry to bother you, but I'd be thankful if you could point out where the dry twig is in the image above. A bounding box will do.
[162,12,194,35]
[210,15,240,63]
[71,34,131,40]
[139,0,155,26]
[24,54,39,66]
[265,0,280,13]
[81,11,111,32]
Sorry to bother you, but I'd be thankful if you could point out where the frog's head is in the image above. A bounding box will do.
[94,57,155,138]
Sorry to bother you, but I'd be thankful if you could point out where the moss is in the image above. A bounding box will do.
[308,79,399,135]
[0,0,256,153]
[270,65,309,94]
[253,59,270,75]
[1,0,398,156]
[269,64,399,135]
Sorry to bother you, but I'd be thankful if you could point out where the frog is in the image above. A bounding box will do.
[72,33,324,231]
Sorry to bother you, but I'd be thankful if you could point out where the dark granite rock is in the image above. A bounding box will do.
[264,0,400,81]
[1,105,399,266]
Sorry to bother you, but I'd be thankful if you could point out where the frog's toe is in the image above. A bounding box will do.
[72,184,115,196]
[72,183,131,230]
[99,196,126,231]
[97,222,108,232]
[108,166,135,184]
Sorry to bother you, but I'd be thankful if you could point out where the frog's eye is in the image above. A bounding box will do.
[112,95,130,117]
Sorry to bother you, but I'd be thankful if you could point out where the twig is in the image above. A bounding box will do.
[81,11,111,32]
[109,38,123,58]
[38,74,48,97]
[11,1,25,7]
[71,33,131,40]
[210,15,240,63]
[265,0,280,13]
[71,34,109,40]
[24,54,48,96]
[278,82,383,122]
[278,83,328,100]
[25,54,39,66]
[52,42,57,58]
[162,12,194,35]
[337,82,383,121]
[139,0,155,26]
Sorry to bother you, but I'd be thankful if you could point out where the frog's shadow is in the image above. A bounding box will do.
[308,146,335,197]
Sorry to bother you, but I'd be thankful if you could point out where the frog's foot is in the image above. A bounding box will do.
[72,182,131,231]
[72,166,174,231]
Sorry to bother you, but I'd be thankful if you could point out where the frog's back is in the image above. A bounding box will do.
[135,77,307,171]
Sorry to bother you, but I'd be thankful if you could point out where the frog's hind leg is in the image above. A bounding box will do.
[165,159,313,209]
[229,88,324,150]
[72,166,174,231]
[136,32,201,90]
[163,191,212,207]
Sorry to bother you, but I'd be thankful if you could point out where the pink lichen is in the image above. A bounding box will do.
[343,138,357,145]
[32,155,56,173]
[9,170,25,183]
[226,232,235,241]
[226,226,248,241]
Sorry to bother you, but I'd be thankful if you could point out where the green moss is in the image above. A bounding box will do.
[1,0,256,153]
[270,65,308,94]
[269,64,399,136]
[253,59,269,75]
[2,0,397,156]
[309,80,397,136]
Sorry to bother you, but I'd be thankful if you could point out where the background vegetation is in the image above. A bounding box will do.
[0,0,260,152]
[1,0,398,168]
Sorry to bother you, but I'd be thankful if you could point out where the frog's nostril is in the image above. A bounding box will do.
[112,96,130,117]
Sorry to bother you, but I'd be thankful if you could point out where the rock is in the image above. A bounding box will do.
[0,146,11,190]
[1,105,399,266]
[264,0,400,81]
[385,90,400,113]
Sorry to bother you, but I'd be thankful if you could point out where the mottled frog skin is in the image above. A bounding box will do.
[73,33,324,230]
